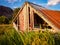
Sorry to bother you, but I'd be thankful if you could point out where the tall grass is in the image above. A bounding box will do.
[0,26,23,45]
[0,26,60,45]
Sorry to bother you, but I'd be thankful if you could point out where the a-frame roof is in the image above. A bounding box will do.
[29,2,60,30]
[13,2,60,30]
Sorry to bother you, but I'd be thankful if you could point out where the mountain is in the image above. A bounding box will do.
[0,6,13,19]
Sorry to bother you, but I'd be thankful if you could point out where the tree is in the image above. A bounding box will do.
[0,16,9,24]
[0,16,6,24]
[13,8,20,18]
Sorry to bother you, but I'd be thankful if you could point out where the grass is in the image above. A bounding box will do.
[0,26,60,45]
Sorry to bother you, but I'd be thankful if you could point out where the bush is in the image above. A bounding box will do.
[54,32,60,45]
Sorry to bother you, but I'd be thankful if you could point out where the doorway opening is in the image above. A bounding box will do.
[34,13,52,29]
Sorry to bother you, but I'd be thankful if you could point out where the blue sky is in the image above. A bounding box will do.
[0,0,60,10]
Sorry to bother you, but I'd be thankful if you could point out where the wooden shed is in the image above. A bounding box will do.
[12,2,60,31]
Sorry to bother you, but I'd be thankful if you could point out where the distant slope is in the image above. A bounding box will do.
[0,6,13,19]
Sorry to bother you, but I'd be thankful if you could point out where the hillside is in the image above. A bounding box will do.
[0,6,13,19]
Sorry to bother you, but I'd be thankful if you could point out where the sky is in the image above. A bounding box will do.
[0,0,60,10]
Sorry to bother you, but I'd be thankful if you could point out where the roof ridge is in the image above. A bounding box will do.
[27,1,45,8]
[27,1,60,11]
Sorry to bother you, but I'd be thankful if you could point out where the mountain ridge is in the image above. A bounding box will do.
[0,5,13,19]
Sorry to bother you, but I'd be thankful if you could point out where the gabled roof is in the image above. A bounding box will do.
[28,2,60,30]
[13,2,60,30]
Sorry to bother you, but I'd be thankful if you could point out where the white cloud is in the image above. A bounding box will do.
[33,2,36,4]
[47,0,60,6]
[13,6,18,8]
[39,3,46,6]
[6,0,21,3]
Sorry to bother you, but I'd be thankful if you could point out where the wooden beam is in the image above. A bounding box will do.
[0,24,13,26]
